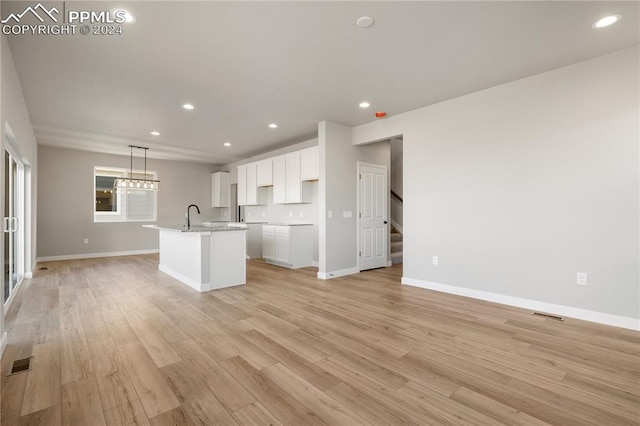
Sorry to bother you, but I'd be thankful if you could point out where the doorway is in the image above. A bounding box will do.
[4,148,24,306]
[358,162,388,271]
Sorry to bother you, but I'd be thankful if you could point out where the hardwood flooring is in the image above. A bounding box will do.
[1,255,639,425]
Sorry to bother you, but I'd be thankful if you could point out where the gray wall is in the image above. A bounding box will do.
[38,146,219,258]
[353,46,640,321]
[319,121,390,275]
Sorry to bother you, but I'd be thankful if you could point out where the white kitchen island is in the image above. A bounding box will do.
[144,224,247,292]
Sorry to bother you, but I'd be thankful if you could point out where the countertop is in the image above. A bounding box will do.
[143,224,247,233]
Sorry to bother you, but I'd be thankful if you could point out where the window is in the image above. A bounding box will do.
[94,167,157,222]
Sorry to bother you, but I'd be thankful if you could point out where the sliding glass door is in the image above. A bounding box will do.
[4,149,22,305]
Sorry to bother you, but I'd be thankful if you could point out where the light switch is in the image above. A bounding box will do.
[289,211,293,217]
[343,210,352,219]
[299,211,304,218]
[328,210,333,218]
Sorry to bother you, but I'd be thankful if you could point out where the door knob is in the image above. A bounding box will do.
[384,220,388,224]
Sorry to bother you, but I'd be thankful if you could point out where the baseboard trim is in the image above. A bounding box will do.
[1,331,7,356]
[36,249,159,262]
[390,218,403,234]
[158,265,210,292]
[23,272,33,279]
[317,267,359,280]
[402,277,640,331]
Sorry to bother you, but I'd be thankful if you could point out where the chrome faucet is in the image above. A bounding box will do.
[187,204,200,229]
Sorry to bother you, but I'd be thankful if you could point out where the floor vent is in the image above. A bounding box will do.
[532,311,565,321]
[38,267,48,271]
[9,357,32,375]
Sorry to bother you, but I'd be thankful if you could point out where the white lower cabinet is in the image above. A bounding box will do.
[246,223,264,259]
[262,225,312,269]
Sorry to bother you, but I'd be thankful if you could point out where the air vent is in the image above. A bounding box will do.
[532,312,564,321]
[9,357,32,375]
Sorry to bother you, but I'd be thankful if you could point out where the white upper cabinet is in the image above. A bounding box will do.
[300,146,319,181]
[257,159,273,187]
[237,165,247,206]
[237,163,266,206]
[211,172,230,208]
[285,154,302,202]
[272,157,286,204]
[273,153,312,204]
[246,163,257,204]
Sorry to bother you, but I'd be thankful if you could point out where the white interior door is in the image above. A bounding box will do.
[359,163,388,271]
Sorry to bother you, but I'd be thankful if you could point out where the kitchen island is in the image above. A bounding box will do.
[143,224,247,292]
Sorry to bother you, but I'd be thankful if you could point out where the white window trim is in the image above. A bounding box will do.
[94,166,158,223]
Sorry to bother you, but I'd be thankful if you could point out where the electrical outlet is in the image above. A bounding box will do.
[289,211,293,217]
[223,211,227,217]
[343,210,352,219]
[577,272,587,286]
[299,211,304,218]
[328,210,333,219]
[262,211,266,217]
[432,256,438,266]
[84,238,89,245]
[248,211,252,217]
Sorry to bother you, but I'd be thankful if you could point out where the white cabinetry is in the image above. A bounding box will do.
[273,157,286,204]
[246,223,264,259]
[262,226,275,259]
[211,172,230,207]
[272,153,312,204]
[257,159,273,187]
[262,225,313,269]
[237,163,266,206]
[300,146,319,181]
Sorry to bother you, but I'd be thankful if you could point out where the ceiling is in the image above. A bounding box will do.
[3,1,638,165]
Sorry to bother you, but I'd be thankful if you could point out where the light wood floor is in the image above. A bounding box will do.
[1,255,639,425]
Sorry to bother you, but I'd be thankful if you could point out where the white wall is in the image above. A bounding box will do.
[37,146,219,259]
[353,47,640,328]
[319,121,390,278]
[1,35,39,350]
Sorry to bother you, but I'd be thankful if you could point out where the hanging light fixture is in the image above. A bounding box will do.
[113,145,160,191]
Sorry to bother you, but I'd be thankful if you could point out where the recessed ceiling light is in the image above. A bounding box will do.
[223,142,231,147]
[182,103,195,110]
[359,101,370,109]
[150,131,160,136]
[593,15,621,28]
[356,16,374,28]
[268,123,278,129]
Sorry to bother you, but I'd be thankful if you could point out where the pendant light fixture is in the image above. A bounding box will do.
[113,145,160,191]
